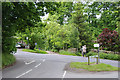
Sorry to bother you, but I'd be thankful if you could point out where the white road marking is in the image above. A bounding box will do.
[35,63,41,68]
[62,71,67,78]
[43,59,45,62]
[16,69,32,78]
[25,60,35,65]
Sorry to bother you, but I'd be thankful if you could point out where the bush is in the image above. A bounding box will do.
[97,28,120,52]
[75,52,82,56]
[87,51,119,60]
[86,51,97,57]
[2,53,16,68]
[51,49,58,52]
[59,50,77,56]
[100,53,119,60]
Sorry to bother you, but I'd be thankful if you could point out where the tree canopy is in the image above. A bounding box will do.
[2,1,120,54]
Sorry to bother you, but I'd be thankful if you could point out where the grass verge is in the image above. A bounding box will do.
[70,62,118,72]
[2,53,16,68]
[22,49,47,54]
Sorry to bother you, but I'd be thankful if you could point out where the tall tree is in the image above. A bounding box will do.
[70,3,93,52]
[84,2,120,37]
[2,2,43,54]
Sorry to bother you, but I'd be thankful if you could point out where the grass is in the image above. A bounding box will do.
[2,53,16,68]
[59,50,78,56]
[70,62,118,72]
[22,49,48,54]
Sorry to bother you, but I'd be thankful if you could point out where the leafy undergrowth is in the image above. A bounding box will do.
[22,49,47,54]
[59,50,76,56]
[70,62,118,72]
[2,53,16,68]
[59,50,81,56]
[86,51,120,61]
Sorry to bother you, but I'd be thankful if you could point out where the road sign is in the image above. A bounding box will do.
[89,55,98,58]
[94,44,100,47]
[26,37,28,40]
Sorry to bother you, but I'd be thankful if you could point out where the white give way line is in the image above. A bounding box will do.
[16,69,32,78]
[62,71,67,79]
[16,59,46,78]
[35,63,41,68]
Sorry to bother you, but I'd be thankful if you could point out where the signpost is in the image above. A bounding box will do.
[26,37,29,49]
[94,44,100,47]
[35,43,37,49]
[94,44,100,64]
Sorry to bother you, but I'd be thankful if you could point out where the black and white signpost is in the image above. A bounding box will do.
[94,44,100,64]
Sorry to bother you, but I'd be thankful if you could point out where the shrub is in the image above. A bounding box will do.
[99,53,119,60]
[59,50,76,56]
[2,53,16,68]
[51,49,58,52]
[75,52,82,56]
[86,51,119,61]
[97,28,120,52]
[86,51,97,57]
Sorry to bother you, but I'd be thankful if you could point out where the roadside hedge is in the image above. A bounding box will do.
[86,51,119,61]
[2,53,16,68]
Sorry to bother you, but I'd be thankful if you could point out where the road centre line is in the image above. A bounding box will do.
[35,63,41,68]
[16,69,32,78]
[24,60,35,65]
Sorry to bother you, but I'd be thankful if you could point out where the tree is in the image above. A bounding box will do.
[2,2,44,53]
[97,28,120,52]
[84,2,120,37]
[70,3,93,52]
[42,14,80,51]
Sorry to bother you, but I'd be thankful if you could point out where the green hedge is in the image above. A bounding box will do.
[99,53,119,60]
[86,51,97,57]
[2,53,16,68]
[86,51,119,61]
[51,49,59,52]
[59,50,77,56]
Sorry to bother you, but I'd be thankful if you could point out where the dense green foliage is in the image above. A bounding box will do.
[22,49,47,54]
[16,27,44,49]
[59,50,78,56]
[84,2,120,37]
[86,51,119,61]
[70,62,118,71]
[43,14,80,51]
[99,53,119,60]
[2,2,119,67]
[2,2,42,53]
[3,2,119,54]
[71,3,93,52]
[2,53,16,68]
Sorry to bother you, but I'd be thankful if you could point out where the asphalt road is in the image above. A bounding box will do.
[2,49,119,78]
